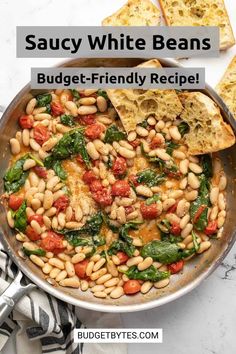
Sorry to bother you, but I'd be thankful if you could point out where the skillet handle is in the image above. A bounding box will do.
[0,271,35,326]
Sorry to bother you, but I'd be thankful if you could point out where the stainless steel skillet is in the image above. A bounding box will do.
[0,58,235,315]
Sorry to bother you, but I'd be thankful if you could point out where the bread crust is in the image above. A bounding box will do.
[216,56,236,119]
[106,59,183,132]
[178,91,235,155]
[102,0,161,27]
[159,0,235,50]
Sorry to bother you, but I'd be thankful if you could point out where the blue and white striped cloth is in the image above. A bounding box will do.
[0,245,126,354]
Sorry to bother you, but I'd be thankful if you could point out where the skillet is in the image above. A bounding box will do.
[0,58,235,314]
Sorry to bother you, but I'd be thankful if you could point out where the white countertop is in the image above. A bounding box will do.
[0,1,236,353]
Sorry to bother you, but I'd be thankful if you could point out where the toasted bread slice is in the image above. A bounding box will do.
[216,56,236,119]
[159,0,235,50]
[106,59,183,132]
[178,92,235,155]
[102,0,161,26]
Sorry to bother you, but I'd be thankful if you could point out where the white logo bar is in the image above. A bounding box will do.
[74,328,163,343]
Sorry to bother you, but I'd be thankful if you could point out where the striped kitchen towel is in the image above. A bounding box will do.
[0,245,127,354]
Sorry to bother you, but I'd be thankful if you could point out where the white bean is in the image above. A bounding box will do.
[189,163,203,174]
[219,175,227,191]
[10,138,20,155]
[136,126,149,137]
[78,105,97,115]
[154,278,170,289]
[65,101,78,117]
[210,187,219,205]
[97,96,107,112]
[169,126,181,140]
[22,129,30,146]
[180,214,190,229]
[86,142,100,160]
[188,173,200,189]
[26,98,37,115]
[110,286,124,299]
[136,185,153,197]
[179,159,189,175]
[181,223,193,238]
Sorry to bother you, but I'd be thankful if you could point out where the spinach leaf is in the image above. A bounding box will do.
[119,221,142,244]
[138,119,148,128]
[192,231,200,253]
[61,211,104,246]
[36,93,52,107]
[102,213,120,233]
[4,155,29,193]
[157,219,182,243]
[44,128,90,168]
[93,235,106,246]
[108,239,135,258]
[105,155,113,169]
[157,219,171,234]
[125,265,170,282]
[165,141,179,156]
[65,236,91,247]
[70,89,80,100]
[141,240,184,264]
[22,247,46,257]
[178,122,189,137]
[137,169,165,187]
[190,175,210,231]
[201,154,213,178]
[14,201,27,232]
[146,194,160,205]
[97,89,108,100]
[107,221,142,257]
[29,153,44,167]
[45,104,51,114]
[104,125,127,144]
[51,161,67,181]
[60,114,76,127]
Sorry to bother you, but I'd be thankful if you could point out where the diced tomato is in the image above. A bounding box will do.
[89,180,103,192]
[74,259,89,279]
[76,155,84,164]
[116,251,129,264]
[164,170,182,179]
[129,139,141,148]
[125,206,134,215]
[8,194,24,211]
[170,222,181,235]
[205,220,218,235]
[140,202,159,219]
[40,231,64,254]
[82,170,98,185]
[168,260,184,274]
[26,225,41,241]
[193,205,207,224]
[92,188,113,206]
[111,180,130,197]
[167,202,178,214]
[34,125,50,146]
[28,214,44,226]
[18,115,34,129]
[85,123,104,140]
[53,195,70,213]
[150,136,164,149]
[50,101,64,116]
[123,280,141,295]
[32,166,47,179]
[112,157,127,177]
[79,114,96,125]
[128,174,139,187]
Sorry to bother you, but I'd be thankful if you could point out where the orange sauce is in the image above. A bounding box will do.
[130,221,161,244]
